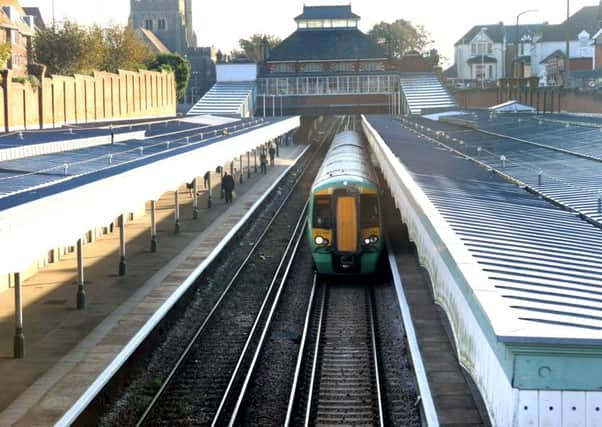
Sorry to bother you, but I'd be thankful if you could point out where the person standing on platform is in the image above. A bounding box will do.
[260,150,268,175]
[222,171,235,204]
[268,141,276,166]
[204,171,210,189]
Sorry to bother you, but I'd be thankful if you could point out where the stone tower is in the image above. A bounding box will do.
[129,0,196,54]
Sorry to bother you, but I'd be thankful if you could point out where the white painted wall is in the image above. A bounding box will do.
[216,63,258,82]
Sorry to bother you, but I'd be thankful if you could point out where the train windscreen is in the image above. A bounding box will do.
[360,194,379,228]
[313,196,332,228]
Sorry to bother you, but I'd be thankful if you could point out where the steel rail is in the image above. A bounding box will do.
[284,274,317,426]
[134,117,343,426]
[134,155,310,427]
[215,207,309,426]
[303,281,326,427]
[368,290,386,427]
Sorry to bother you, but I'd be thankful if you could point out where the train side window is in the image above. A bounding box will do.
[360,194,379,227]
[313,196,332,228]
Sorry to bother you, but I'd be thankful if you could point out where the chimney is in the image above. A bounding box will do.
[260,36,270,61]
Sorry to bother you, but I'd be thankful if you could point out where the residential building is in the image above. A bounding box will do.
[453,2,602,86]
[0,0,38,77]
[21,6,44,31]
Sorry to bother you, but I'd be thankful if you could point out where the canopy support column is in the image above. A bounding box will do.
[118,214,126,276]
[192,178,199,219]
[174,190,181,234]
[150,200,158,252]
[13,272,24,359]
[76,238,85,309]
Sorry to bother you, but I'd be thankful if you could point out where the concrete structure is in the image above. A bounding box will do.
[0,67,176,131]
[0,0,38,77]
[453,3,602,86]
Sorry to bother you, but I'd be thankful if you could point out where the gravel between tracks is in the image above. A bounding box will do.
[96,119,337,426]
[236,239,315,425]
[373,281,421,426]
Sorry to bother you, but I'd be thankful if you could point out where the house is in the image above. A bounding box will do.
[454,23,546,84]
[453,2,602,85]
[0,0,38,76]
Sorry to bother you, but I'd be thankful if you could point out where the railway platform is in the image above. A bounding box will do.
[364,114,602,426]
[0,142,306,426]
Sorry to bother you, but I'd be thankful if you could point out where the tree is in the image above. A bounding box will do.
[147,53,191,101]
[33,20,104,75]
[33,21,151,75]
[234,34,281,62]
[103,25,152,73]
[368,19,432,58]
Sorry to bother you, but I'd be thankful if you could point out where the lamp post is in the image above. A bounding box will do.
[565,0,571,86]
[515,9,538,78]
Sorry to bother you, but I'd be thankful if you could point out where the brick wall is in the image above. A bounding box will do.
[452,87,602,115]
[0,67,176,131]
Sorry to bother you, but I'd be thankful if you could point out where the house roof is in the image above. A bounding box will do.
[455,24,546,46]
[267,28,386,62]
[539,6,600,42]
[443,64,457,78]
[136,28,170,54]
[0,0,35,36]
[294,5,360,21]
[540,49,566,63]
[22,7,45,30]
[466,55,497,64]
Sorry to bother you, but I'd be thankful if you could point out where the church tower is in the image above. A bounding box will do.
[129,0,197,55]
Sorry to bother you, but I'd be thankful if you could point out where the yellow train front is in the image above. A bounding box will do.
[308,130,383,274]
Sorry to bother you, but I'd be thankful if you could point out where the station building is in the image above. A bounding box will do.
[251,5,447,116]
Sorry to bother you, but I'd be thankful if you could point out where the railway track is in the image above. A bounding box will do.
[136,202,309,426]
[124,119,346,426]
[288,282,385,426]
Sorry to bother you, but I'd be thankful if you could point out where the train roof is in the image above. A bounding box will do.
[312,130,377,189]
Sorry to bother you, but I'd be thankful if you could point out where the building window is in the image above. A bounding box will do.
[144,19,153,30]
[474,64,485,80]
[158,19,166,31]
[471,40,491,56]
[272,63,294,73]
[331,62,354,72]
[359,62,384,72]
[301,63,322,73]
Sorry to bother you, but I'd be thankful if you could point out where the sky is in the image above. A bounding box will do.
[24,0,599,67]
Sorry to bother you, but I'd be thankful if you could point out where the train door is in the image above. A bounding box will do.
[336,195,358,253]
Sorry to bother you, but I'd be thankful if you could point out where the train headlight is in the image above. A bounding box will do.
[315,236,329,246]
[364,235,379,245]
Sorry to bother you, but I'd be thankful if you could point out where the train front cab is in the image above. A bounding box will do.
[310,185,382,274]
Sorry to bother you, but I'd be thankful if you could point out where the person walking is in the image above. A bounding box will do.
[268,141,276,166]
[222,171,235,204]
[260,150,268,175]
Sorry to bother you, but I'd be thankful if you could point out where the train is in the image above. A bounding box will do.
[308,129,383,274]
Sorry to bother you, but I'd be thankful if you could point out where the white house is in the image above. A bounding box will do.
[452,3,602,85]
